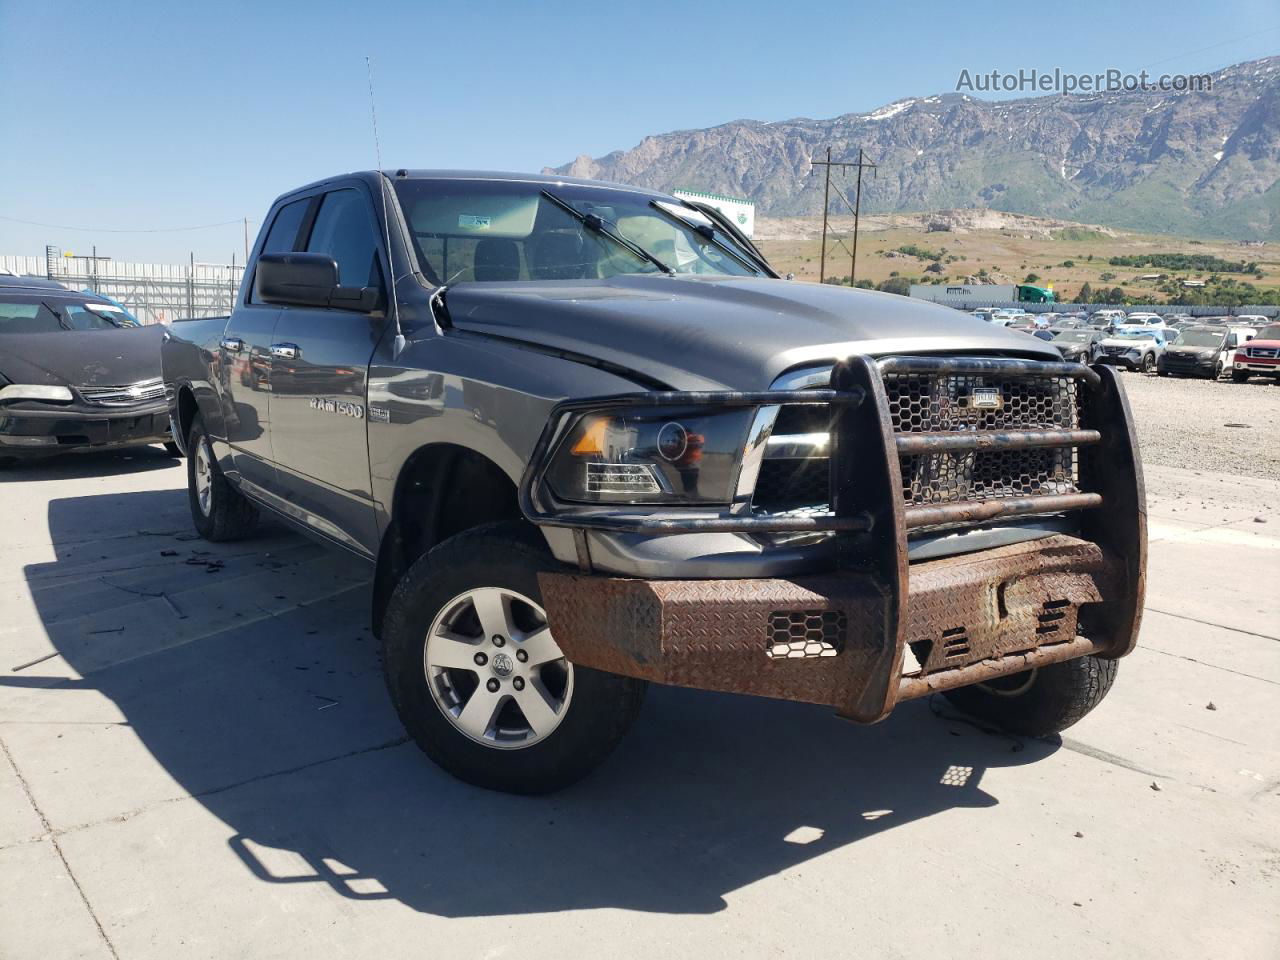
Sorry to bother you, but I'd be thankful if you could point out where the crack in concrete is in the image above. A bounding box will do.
[1146,608,1279,644]
[0,733,120,959]
[1141,646,1280,687]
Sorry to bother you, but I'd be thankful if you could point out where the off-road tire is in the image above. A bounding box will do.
[186,417,258,541]
[940,655,1118,737]
[1232,370,1250,383]
[381,521,646,794]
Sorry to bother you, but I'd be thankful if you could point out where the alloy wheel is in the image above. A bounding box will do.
[423,587,573,749]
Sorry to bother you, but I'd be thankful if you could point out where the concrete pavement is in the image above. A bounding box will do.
[1,448,1276,959]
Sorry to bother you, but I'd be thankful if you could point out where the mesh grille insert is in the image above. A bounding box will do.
[766,610,846,659]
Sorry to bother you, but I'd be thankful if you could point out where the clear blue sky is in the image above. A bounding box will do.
[2,0,1277,262]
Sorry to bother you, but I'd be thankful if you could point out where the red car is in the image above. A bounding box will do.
[1233,323,1280,383]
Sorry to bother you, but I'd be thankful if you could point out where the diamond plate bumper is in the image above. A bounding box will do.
[529,356,1146,722]
[541,533,1123,723]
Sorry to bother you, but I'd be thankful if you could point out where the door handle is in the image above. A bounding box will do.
[270,343,301,360]
[221,336,244,353]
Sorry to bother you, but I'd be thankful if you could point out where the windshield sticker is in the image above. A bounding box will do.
[458,214,491,230]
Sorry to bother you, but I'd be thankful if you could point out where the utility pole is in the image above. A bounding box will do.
[243,217,250,262]
[810,149,859,284]
[849,148,877,285]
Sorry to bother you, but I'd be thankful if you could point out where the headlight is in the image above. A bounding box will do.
[544,406,755,505]
[0,384,74,403]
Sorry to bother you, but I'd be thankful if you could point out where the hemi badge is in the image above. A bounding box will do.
[368,405,391,424]
[970,387,1002,410]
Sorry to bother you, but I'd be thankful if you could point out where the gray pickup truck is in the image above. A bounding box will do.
[163,170,1146,793]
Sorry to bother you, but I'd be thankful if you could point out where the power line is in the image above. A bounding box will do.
[0,214,248,234]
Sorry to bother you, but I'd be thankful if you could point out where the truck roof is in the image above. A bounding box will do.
[277,169,674,204]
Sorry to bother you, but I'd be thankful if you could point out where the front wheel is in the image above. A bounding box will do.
[940,655,1118,737]
[381,522,646,794]
[1232,370,1250,383]
[1211,361,1224,380]
[163,441,183,458]
[1140,353,1155,373]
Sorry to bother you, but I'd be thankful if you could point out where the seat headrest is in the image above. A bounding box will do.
[473,238,520,282]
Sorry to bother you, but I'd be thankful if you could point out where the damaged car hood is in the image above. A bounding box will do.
[0,326,164,387]
[442,275,1060,390]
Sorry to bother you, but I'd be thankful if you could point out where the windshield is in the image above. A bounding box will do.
[1258,325,1280,340]
[1174,329,1225,348]
[0,299,140,333]
[393,179,764,284]
[1053,331,1090,343]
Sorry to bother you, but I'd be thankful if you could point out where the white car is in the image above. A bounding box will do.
[1124,312,1164,326]
[1096,326,1168,373]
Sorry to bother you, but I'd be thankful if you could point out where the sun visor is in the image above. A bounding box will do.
[409,192,539,238]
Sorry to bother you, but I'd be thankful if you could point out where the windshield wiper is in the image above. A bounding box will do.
[540,190,673,276]
[649,201,761,276]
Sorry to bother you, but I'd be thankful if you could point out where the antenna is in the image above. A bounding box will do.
[365,56,401,336]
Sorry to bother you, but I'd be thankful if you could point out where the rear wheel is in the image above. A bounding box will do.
[381,522,646,794]
[941,655,1118,737]
[186,417,258,541]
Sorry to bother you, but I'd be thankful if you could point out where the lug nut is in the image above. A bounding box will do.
[491,635,506,647]
[486,678,500,693]
[516,649,528,663]
[474,652,488,666]
[513,677,525,691]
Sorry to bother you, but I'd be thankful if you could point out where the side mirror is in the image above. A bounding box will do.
[255,253,383,313]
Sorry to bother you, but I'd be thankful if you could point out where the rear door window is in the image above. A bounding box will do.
[262,198,310,254]
[250,197,312,304]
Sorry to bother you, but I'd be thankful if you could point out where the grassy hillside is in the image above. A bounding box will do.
[754,210,1280,303]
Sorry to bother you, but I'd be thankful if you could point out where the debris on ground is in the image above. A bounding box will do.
[11,651,61,672]
[1150,781,1163,792]
[1206,702,1217,711]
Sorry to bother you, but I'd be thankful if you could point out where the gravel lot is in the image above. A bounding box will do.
[1121,371,1280,481]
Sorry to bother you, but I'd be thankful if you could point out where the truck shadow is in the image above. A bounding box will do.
[16,489,1058,918]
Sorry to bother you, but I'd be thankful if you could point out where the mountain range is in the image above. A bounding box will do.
[546,57,1280,240]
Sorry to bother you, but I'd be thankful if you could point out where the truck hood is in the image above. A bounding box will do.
[443,275,1060,390]
[1240,338,1280,350]
[1165,344,1220,357]
[0,326,164,387]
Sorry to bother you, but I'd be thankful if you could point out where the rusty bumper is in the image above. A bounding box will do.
[541,533,1126,723]
[528,356,1146,723]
